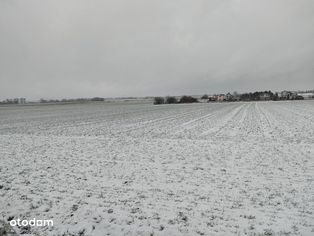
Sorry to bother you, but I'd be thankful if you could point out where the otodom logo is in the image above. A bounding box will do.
[9,218,53,227]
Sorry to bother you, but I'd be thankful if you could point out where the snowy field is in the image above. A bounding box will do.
[0,100,314,236]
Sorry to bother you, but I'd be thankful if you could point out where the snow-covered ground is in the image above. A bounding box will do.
[0,101,314,236]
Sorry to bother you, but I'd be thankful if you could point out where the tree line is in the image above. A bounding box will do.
[154,96,198,105]
[39,97,105,103]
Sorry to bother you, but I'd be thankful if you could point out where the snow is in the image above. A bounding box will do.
[0,100,314,235]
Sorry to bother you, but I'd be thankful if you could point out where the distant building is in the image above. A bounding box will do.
[214,94,225,102]
[225,93,233,101]
[259,93,271,101]
[279,91,297,100]
[279,90,289,99]
[297,92,314,100]
[19,98,26,104]
[207,96,216,102]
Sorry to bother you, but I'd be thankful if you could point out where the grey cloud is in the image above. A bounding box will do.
[1,0,314,100]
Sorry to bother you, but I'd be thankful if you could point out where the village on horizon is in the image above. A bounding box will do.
[1,89,314,105]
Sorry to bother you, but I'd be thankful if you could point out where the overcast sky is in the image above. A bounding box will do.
[1,0,314,100]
